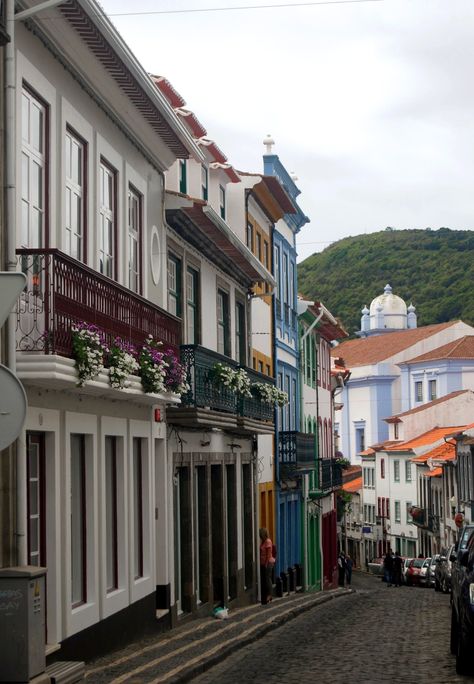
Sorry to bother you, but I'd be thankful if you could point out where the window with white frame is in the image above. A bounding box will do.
[394,460,400,482]
[429,379,437,401]
[179,159,187,194]
[217,289,230,356]
[405,460,412,482]
[355,426,365,454]
[128,186,142,293]
[65,128,85,261]
[99,159,116,279]
[219,185,226,220]
[105,436,118,592]
[406,501,413,523]
[395,500,401,523]
[21,86,46,248]
[71,434,87,607]
[415,380,423,402]
[186,266,199,344]
[201,164,208,201]
[167,253,181,317]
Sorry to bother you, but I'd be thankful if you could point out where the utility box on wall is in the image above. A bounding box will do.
[0,566,46,683]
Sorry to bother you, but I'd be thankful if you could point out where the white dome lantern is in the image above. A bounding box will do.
[357,284,414,336]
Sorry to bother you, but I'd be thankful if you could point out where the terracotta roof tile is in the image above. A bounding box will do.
[332,322,460,367]
[342,476,363,493]
[422,467,443,477]
[411,441,456,462]
[403,336,474,364]
[385,390,471,420]
[386,426,466,452]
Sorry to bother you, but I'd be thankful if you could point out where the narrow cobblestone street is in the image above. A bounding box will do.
[192,572,468,684]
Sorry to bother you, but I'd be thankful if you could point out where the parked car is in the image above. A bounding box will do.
[406,557,426,586]
[402,557,413,584]
[450,527,474,674]
[428,555,440,588]
[368,557,384,576]
[419,557,432,586]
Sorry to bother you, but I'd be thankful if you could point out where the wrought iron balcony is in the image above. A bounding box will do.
[15,249,180,356]
[409,507,440,534]
[310,458,343,494]
[173,345,275,430]
[278,431,316,473]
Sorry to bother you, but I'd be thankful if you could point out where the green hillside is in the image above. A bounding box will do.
[297,228,474,338]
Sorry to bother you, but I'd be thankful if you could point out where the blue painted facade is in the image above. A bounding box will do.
[264,151,309,584]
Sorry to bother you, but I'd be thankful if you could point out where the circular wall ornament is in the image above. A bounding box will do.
[150,226,161,286]
[0,364,27,450]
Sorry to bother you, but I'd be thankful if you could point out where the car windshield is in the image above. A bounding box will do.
[423,558,431,567]
[412,559,424,568]
[459,526,474,551]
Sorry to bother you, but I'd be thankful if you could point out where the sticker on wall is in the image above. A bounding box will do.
[150,225,161,286]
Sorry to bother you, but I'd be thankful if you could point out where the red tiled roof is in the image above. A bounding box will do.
[411,440,456,463]
[422,467,443,477]
[342,476,362,493]
[386,426,465,452]
[175,108,207,138]
[150,75,186,108]
[403,336,474,364]
[385,390,471,420]
[332,322,460,367]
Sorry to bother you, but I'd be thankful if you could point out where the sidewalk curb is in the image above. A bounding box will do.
[168,588,354,683]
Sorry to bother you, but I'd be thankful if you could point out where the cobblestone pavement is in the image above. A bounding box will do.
[193,573,469,684]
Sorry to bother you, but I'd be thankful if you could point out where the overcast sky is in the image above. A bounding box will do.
[100,0,474,262]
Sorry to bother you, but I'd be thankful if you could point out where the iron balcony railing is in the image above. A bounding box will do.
[278,431,316,472]
[410,507,440,534]
[316,458,343,492]
[15,249,180,356]
[179,345,275,422]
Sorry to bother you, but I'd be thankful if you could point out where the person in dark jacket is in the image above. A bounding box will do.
[392,551,403,587]
[345,554,353,585]
[338,552,346,587]
[383,550,394,586]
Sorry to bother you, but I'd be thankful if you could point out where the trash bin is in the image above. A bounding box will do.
[0,566,46,683]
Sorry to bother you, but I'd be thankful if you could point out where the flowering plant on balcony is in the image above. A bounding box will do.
[210,363,252,397]
[252,382,289,407]
[108,338,139,389]
[71,322,108,386]
[138,336,168,394]
[163,348,190,396]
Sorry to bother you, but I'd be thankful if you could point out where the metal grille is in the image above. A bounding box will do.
[15,249,180,355]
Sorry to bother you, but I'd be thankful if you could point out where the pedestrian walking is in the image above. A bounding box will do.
[345,554,353,585]
[392,551,403,587]
[337,552,346,587]
[259,528,275,605]
[383,549,394,586]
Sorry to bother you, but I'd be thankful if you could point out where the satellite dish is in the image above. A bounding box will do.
[0,364,27,451]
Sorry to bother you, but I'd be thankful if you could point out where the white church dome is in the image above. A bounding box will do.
[369,284,407,318]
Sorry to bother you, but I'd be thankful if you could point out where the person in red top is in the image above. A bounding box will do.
[259,528,275,605]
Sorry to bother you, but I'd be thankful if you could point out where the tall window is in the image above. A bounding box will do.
[429,379,437,401]
[395,500,401,523]
[274,245,280,301]
[394,422,399,439]
[128,186,142,293]
[186,267,199,344]
[246,222,254,251]
[283,254,289,304]
[394,460,400,482]
[381,458,385,479]
[235,301,246,364]
[27,433,45,567]
[65,128,85,261]
[289,262,295,310]
[105,436,118,592]
[405,460,412,482]
[179,159,187,194]
[132,438,144,580]
[255,232,262,261]
[201,164,208,201]
[355,427,365,454]
[415,380,423,402]
[21,87,47,248]
[219,185,226,220]
[168,254,182,317]
[71,434,87,607]
[406,502,413,523]
[99,159,116,279]
[217,289,230,356]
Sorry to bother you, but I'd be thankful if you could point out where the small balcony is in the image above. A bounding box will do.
[410,507,440,534]
[167,345,275,434]
[309,458,343,496]
[278,431,316,474]
[15,249,180,357]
